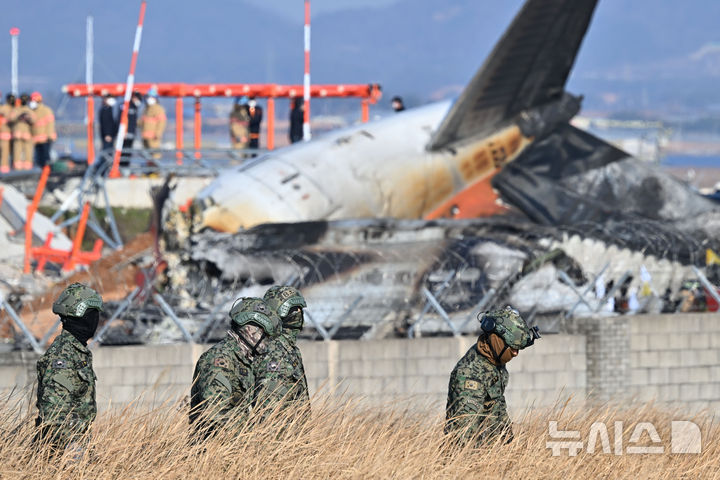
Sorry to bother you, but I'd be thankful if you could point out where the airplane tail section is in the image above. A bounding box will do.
[427,0,599,151]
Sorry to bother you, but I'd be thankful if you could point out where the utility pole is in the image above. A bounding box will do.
[303,0,311,141]
[86,16,95,164]
[10,27,20,96]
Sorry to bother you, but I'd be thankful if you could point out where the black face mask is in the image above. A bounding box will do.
[62,310,100,345]
[283,308,304,330]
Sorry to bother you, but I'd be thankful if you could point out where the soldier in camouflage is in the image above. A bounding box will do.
[35,283,104,452]
[445,306,540,446]
[189,297,281,440]
[254,286,311,420]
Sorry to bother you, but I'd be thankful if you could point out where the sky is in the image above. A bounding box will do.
[244,0,403,19]
[1,0,719,116]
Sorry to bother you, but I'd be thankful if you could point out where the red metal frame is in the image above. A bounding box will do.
[87,96,95,164]
[63,82,382,166]
[24,165,51,273]
[23,165,104,273]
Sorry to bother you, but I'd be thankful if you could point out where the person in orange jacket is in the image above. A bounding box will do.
[11,93,35,170]
[30,92,56,168]
[138,88,166,159]
[0,93,14,173]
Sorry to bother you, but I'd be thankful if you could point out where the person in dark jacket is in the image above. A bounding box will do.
[289,97,304,144]
[247,96,263,150]
[35,283,103,454]
[120,91,142,167]
[98,94,117,155]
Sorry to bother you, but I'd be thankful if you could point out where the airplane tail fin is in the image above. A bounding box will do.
[427,0,599,151]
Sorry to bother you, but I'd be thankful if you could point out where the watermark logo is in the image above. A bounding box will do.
[546,420,701,456]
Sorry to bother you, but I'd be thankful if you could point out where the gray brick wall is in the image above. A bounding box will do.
[0,335,584,414]
[1,313,717,415]
[568,316,631,403]
[628,313,720,413]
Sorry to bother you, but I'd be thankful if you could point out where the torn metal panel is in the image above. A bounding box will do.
[0,181,72,250]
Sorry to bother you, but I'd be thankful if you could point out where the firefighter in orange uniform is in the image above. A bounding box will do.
[138,88,166,159]
[0,93,14,172]
[30,92,56,168]
[11,93,35,170]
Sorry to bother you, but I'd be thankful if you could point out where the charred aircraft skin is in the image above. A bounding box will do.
[191,106,531,233]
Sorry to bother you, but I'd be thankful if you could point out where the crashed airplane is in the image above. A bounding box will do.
[189,0,597,231]
[152,0,720,342]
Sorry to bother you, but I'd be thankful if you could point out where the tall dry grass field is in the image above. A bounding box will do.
[1,392,718,479]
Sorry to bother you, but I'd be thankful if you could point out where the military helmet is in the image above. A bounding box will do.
[229,297,281,337]
[479,306,538,350]
[52,283,104,318]
[263,286,307,319]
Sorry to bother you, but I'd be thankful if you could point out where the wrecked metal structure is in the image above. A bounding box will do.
[134,0,720,343]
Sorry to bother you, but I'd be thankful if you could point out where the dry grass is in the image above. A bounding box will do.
[0,391,718,479]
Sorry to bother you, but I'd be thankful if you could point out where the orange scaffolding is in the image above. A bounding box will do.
[63,82,382,164]
[23,165,103,273]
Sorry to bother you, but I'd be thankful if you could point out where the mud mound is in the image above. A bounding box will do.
[7,232,154,340]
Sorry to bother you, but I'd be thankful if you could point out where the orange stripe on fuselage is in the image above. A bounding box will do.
[424,125,532,220]
[424,170,507,219]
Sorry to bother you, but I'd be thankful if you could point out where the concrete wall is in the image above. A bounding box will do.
[42,177,212,210]
[1,313,718,416]
[0,335,584,414]
[628,314,720,412]
[0,350,36,395]
[93,343,204,409]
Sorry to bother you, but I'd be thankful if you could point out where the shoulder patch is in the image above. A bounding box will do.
[213,357,229,369]
[464,379,480,391]
[213,372,232,392]
[52,371,75,392]
[267,361,279,372]
[52,359,67,369]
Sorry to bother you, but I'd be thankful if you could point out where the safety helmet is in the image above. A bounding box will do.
[52,283,104,319]
[229,297,281,337]
[30,92,42,102]
[147,86,159,98]
[479,306,539,350]
[263,286,306,319]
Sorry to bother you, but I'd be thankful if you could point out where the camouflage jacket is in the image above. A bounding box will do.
[189,333,255,438]
[35,330,97,448]
[445,344,511,446]
[253,330,310,420]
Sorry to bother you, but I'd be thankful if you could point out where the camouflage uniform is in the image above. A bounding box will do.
[190,298,280,439]
[445,306,539,447]
[189,332,256,433]
[254,286,310,419]
[36,331,97,448]
[35,283,103,451]
[445,343,511,444]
